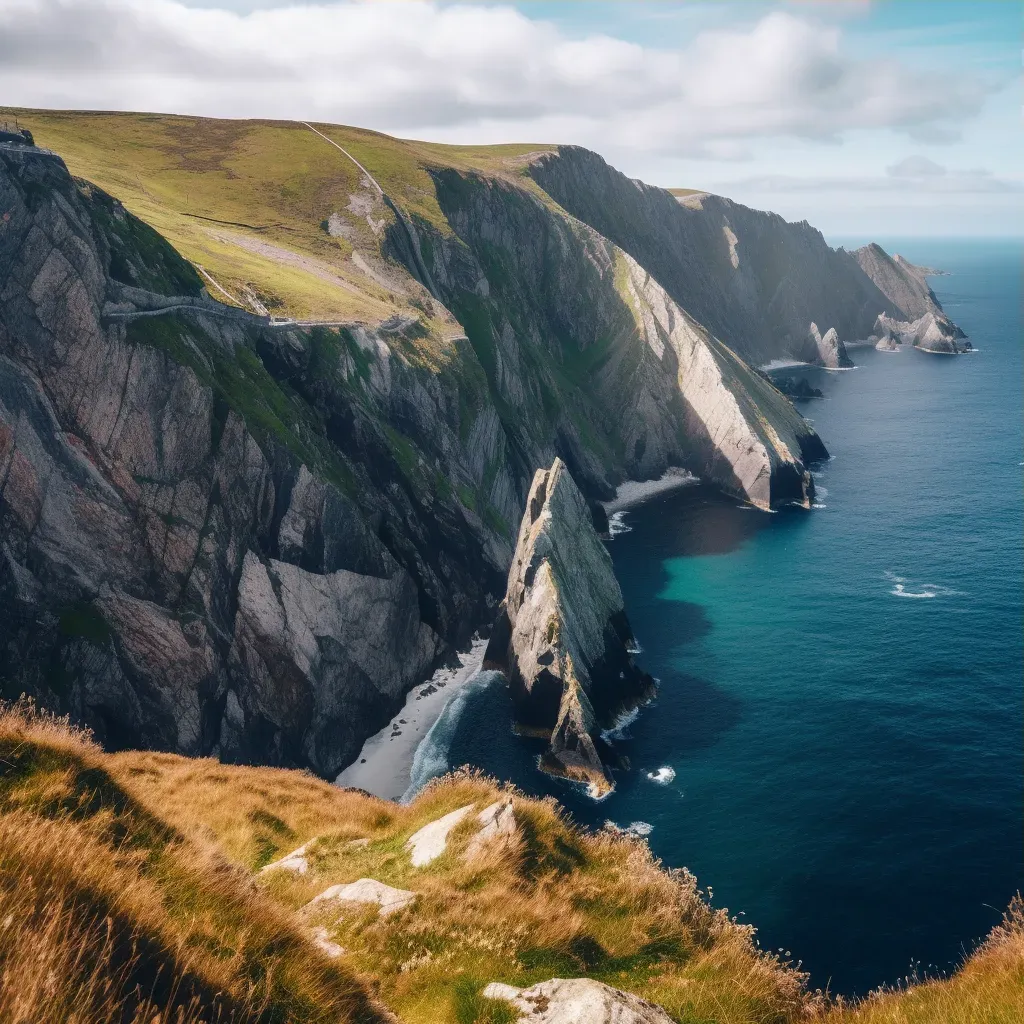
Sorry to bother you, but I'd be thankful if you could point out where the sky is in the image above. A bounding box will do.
[2,0,1020,237]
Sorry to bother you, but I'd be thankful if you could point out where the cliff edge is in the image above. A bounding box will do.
[484,458,652,797]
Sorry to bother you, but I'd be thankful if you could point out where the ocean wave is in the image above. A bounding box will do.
[885,571,961,600]
[605,820,653,838]
[816,485,829,498]
[401,670,502,803]
[608,510,632,536]
[601,705,640,742]
[812,503,827,509]
[646,766,676,785]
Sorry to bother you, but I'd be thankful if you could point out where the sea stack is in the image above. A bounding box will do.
[807,322,853,369]
[484,458,653,797]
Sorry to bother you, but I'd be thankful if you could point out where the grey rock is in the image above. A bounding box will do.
[485,459,652,797]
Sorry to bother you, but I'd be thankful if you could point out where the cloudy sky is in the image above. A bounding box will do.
[2,0,1020,238]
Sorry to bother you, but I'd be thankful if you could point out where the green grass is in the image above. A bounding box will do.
[3,107,552,325]
[125,312,355,495]
[3,700,1021,1024]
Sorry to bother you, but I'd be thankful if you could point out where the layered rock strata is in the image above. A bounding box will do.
[0,138,831,777]
[484,459,653,797]
[527,147,965,363]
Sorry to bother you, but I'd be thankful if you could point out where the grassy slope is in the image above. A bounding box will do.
[2,701,1020,1024]
[0,701,810,1024]
[2,108,550,323]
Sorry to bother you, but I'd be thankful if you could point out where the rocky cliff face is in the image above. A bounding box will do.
[806,323,853,369]
[528,147,965,364]
[854,244,965,354]
[0,137,830,777]
[484,458,652,797]
[0,143,499,775]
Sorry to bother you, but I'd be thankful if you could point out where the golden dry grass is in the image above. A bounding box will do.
[0,699,388,1024]
[827,898,1024,1024]
[3,698,1021,1024]
[110,748,816,1024]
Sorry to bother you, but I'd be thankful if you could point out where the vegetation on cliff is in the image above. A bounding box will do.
[1,699,1020,1024]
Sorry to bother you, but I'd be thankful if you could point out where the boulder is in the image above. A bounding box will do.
[464,800,517,861]
[482,978,675,1024]
[405,803,475,867]
[484,459,653,797]
[304,878,416,917]
[260,839,316,875]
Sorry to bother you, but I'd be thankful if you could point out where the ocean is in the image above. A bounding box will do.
[410,237,1023,996]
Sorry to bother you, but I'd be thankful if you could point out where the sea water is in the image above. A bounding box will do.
[419,238,1023,995]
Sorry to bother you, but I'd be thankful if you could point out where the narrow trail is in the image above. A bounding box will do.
[301,121,384,196]
[300,121,442,301]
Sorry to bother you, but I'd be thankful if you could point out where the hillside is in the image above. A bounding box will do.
[2,699,1021,1024]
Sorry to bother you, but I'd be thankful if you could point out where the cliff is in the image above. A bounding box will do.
[528,146,966,364]
[855,243,965,353]
[0,130,828,779]
[484,458,652,796]
[4,697,1021,1024]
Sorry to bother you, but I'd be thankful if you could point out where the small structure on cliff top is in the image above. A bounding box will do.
[0,120,34,147]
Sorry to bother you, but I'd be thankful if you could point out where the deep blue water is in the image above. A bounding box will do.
[424,238,1023,996]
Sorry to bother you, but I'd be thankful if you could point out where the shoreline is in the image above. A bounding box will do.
[335,636,488,801]
[602,469,698,513]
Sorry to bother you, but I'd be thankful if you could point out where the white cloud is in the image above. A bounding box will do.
[0,0,992,159]
[887,155,947,178]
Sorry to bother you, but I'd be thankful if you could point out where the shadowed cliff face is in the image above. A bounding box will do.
[528,147,964,365]
[0,144,505,775]
[0,139,827,776]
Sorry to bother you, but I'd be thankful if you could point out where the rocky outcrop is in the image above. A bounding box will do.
[806,322,853,369]
[305,878,416,917]
[872,310,962,354]
[483,978,675,1024]
[484,459,652,797]
[855,244,965,353]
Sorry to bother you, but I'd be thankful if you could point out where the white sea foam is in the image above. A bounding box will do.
[885,571,961,600]
[646,766,676,785]
[605,820,654,838]
[401,669,502,803]
[816,486,829,499]
[603,468,698,514]
[812,503,827,509]
[601,705,641,742]
[760,358,811,371]
[627,640,643,655]
[608,510,633,536]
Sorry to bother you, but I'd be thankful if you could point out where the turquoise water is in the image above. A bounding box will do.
[429,238,1023,995]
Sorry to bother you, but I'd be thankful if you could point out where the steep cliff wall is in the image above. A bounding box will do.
[0,137,827,776]
[0,143,507,775]
[528,147,964,365]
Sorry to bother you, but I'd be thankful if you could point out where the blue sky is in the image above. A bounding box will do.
[3,0,1020,236]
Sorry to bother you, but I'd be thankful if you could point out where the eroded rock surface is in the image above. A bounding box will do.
[305,878,416,917]
[485,459,652,797]
[405,803,475,867]
[806,322,853,369]
[465,799,517,861]
[483,978,675,1024]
